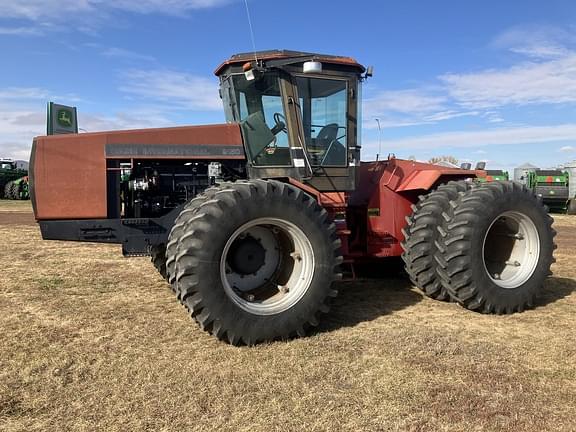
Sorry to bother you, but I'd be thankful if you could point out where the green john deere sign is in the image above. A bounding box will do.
[47,102,78,135]
[57,109,73,127]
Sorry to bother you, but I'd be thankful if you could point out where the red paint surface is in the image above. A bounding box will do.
[339,158,477,260]
[33,124,243,220]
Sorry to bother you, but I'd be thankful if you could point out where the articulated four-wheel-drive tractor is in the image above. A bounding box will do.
[31,51,555,345]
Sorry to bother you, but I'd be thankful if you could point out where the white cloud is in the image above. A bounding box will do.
[0,87,50,100]
[101,47,156,62]
[559,145,575,153]
[0,0,229,20]
[441,25,576,109]
[0,1,93,21]
[364,89,446,116]
[422,110,479,122]
[120,69,221,111]
[0,26,41,35]
[441,55,576,109]
[109,0,231,14]
[363,89,456,129]
[365,124,576,151]
[0,0,231,34]
[493,25,576,60]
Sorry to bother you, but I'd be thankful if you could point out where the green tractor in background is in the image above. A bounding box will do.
[0,159,30,200]
[526,169,572,213]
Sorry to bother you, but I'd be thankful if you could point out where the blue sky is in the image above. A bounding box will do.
[1,0,576,172]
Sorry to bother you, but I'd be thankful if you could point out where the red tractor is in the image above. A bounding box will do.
[30,50,555,345]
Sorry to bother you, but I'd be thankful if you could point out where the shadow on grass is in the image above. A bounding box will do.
[535,276,576,308]
[315,266,575,335]
[317,258,422,334]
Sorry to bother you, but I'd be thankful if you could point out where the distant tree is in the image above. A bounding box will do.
[429,155,459,165]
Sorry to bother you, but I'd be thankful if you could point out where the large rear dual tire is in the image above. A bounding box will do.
[401,180,472,301]
[403,180,555,313]
[435,181,555,313]
[166,180,342,345]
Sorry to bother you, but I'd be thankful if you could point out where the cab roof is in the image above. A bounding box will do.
[214,49,365,76]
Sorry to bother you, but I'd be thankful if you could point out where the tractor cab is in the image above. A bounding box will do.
[0,159,16,170]
[215,50,366,191]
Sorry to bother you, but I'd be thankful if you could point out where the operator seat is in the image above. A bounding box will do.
[316,123,346,166]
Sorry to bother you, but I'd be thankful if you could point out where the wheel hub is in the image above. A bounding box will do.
[483,211,540,289]
[227,235,266,275]
[220,218,315,316]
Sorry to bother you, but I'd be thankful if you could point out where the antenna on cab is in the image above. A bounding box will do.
[243,0,258,64]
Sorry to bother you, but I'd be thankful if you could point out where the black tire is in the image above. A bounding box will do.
[401,180,473,301]
[10,182,20,200]
[165,184,226,293]
[4,181,14,199]
[172,179,342,345]
[435,181,556,314]
[568,199,576,215]
[150,244,168,280]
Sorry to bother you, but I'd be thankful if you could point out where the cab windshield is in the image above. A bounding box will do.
[223,72,291,167]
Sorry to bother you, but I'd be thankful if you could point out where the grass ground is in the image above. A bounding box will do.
[0,199,574,431]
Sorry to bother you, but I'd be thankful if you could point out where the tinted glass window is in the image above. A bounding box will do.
[230,73,291,166]
[296,77,347,166]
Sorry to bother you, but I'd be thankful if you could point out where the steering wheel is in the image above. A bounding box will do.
[272,112,287,134]
[316,123,338,143]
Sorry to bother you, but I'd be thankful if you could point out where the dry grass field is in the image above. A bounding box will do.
[0,200,574,431]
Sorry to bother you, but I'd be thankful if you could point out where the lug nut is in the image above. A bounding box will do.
[291,252,302,261]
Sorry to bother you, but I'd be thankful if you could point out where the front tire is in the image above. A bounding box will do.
[173,180,342,345]
[435,181,556,313]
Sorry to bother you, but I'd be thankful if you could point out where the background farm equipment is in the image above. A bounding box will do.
[527,170,571,213]
[1,158,29,200]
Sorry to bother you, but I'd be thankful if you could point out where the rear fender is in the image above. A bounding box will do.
[396,170,477,193]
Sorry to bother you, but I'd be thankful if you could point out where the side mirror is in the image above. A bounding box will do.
[363,66,374,80]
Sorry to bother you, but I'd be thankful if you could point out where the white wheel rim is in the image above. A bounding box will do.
[482,211,540,289]
[220,218,315,315]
